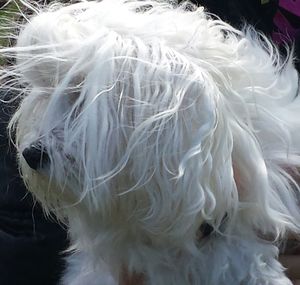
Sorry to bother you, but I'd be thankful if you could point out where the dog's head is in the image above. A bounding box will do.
[6,0,300,241]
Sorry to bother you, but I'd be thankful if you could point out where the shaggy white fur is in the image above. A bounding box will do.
[1,0,300,284]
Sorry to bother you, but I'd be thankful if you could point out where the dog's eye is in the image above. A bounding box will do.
[68,90,80,105]
[22,141,49,170]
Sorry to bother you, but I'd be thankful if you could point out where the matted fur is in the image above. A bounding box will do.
[1,0,300,284]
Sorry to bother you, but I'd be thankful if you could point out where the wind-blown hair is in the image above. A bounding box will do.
[2,0,300,284]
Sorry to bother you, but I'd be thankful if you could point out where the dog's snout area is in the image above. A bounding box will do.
[22,143,49,170]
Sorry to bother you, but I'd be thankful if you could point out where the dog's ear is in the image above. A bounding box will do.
[16,11,85,88]
[230,115,300,238]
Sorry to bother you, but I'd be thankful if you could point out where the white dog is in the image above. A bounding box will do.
[2,0,300,284]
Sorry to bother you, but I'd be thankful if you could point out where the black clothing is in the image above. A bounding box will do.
[190,0,279,35]
[188,0,300,72]
[0,90,68,285]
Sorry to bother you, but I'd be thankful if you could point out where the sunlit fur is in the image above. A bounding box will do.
[2,0,300,284]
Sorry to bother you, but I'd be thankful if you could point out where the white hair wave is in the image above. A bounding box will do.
[1,0,300,284]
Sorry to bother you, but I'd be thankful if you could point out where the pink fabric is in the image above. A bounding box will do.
[273,1,300,44]
[279,0,300,17]
[274,10,297,38]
